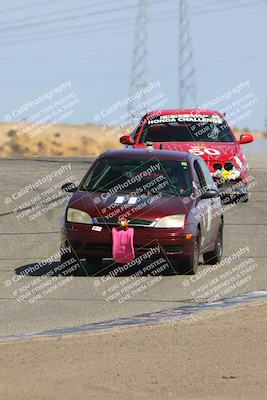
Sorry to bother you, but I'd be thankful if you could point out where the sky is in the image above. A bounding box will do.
[0,0,266,130]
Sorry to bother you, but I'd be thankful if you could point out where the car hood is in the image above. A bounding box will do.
[135,141,237,161]
[68,190,191,221]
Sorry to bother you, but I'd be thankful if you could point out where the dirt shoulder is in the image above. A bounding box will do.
[0,302,266,400]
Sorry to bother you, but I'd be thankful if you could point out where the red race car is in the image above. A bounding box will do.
[120,109,254,202]
[60,149,223,274]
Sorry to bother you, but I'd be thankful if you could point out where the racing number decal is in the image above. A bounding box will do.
[189,148,221,156]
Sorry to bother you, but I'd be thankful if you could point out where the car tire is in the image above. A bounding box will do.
[173,231,200,275]
[60,247,83,276]
[85,257,102,275]
[86,257,102,264]
[203,225,223,265]
[221,194,231,205]
[236,191,249,203]
[183,235,200,274]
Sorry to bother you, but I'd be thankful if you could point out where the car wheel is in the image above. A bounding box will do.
[221,194,231,205]
[86,257,102,265]
[235,191,249,203]
[203,225,223,265]
[178,233,200,275]
[85,257,102,275]
[60,247,83,276]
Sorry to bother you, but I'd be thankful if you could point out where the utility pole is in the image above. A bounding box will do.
[128,0,148,121]
[178,0,197,108]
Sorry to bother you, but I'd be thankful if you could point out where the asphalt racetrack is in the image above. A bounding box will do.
[0,155,266,338]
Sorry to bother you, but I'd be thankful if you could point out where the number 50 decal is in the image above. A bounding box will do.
[189,148,221,156]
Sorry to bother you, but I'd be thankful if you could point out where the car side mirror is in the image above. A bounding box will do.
[61,182,77,193]
[120,135,134,145]
[200,189,219,199]
[238,133,254,145]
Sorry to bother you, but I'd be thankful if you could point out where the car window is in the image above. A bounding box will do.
[198,159,216,189]
[139,114,234,143]
[81,157,193,197]
[193,160,206,190]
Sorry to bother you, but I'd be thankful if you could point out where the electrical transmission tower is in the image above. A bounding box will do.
[178,0,197,108]
[128,0,148,121]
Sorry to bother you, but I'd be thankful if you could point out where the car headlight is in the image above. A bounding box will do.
[67,208,92,224]
[154,214,185,228]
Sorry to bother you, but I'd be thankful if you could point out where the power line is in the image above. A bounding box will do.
[0,0,262,44]
[128,0,149,119]
[0,0,133,25]
[0,21,136,47]
[0,0,264,49]
[0,14,137,41]
[178,0,197,108]
[0,2,139,33]
[0,0,178,32]
[0,0,65,14]
[0,0,263,40]
[0,0,244,24]
[0,12,263,49]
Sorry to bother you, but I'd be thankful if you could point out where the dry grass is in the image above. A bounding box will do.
[0,122,265,157]
[0,123,129,157]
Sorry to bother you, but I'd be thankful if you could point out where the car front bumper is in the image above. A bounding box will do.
[218,180,248,196]
[60,223,197,260]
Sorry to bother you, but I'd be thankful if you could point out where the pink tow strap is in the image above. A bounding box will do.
[112,227,135,264]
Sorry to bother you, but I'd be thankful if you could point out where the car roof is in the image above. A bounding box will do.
[144,109,225,118]
[99,148,195,162]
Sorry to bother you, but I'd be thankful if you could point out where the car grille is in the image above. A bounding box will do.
[92,217,154,227]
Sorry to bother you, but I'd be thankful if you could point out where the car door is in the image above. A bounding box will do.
[192,160,214,251]
[198,158,222,240]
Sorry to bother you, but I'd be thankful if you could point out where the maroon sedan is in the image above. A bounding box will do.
[60,149,223,274]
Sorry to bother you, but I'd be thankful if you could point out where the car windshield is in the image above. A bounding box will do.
[81,157,193,197]
[140,114,234,143]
